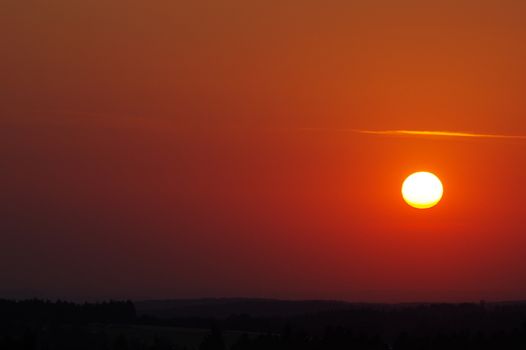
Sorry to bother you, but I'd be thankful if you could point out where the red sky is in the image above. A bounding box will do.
[1,0,526,301]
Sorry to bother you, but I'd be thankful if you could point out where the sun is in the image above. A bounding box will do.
[402,172,443,209]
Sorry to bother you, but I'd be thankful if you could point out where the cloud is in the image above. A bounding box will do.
[353,130,526,139]
[300,128,526,140]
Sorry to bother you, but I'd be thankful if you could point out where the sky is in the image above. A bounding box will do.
[1,0,526,302]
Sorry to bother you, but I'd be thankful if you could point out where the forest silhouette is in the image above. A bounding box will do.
[1,299,526,349]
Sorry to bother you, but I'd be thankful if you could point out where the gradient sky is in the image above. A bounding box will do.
[2,0,526,301]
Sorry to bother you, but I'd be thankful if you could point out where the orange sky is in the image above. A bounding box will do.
[1,0,526,301]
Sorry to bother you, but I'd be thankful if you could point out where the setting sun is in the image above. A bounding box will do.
[402,172,444,209]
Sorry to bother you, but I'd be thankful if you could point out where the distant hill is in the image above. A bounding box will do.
[135,298,360,318]
[135,298,526,319]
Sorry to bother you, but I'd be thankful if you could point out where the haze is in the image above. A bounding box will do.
[1,0,526,302]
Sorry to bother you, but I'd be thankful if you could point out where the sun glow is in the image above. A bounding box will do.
[402,172,443,209]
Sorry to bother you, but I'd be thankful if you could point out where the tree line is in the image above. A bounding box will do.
[1,299,526,349]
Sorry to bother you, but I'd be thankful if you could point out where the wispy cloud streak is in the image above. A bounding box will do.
[300,128,526,139]
[354,130,526,139]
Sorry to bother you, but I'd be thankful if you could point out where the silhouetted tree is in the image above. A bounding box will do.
[199,324,226,350]
[113,334,128,350]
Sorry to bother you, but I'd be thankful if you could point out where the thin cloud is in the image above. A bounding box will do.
[354,130,526,139]
[299,128,526,139]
